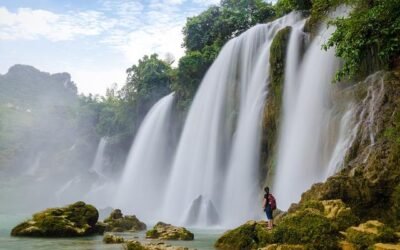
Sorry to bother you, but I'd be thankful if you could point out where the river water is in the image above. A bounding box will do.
[0,214,221,250]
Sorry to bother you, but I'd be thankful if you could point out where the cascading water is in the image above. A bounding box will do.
[273,16,358,210]
[162,13,303,228]
[90,137,108,178]
[114,93,175,222]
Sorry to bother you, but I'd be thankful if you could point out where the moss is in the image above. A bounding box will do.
[215,221,271,250]
[145,222,194,241]
[346,221,398,249]
[103,234,125,244]
[11,201,99,237]
[272,209,339,250]
[145,229,159,239]
[124,240,148,250]
[261,26,292,185]
[104,209,146,232]
[300,200,324,213]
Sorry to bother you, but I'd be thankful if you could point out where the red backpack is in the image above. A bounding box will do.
[268,194,277,210]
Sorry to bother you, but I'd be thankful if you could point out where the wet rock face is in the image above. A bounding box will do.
[11,201,99,237]
[104,209,146,232]
[299,71,400,225]
[146,222,194,241]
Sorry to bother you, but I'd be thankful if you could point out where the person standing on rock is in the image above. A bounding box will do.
[262,186,276,229]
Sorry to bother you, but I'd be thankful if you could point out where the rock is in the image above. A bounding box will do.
[103,233,124,244]
[345,220,398,249]
[124,240,193,250]
[215,220,271,250]
[95,222,107,234]
[339,241,356,250]
[146,222,194,241]
[104,209,146,232]
[11,201,99,237]
[374,243,400,250]
[258,244,305,250]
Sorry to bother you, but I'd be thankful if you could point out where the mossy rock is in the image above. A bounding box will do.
[345,220,398,249]
[104,209,146,232]
[259,244,305,250]
[145,222,194,241]
[261,26,292,184]
[271,209,339,250]
[124,240,147,250]
[11,201,99,237]
[103,233,124,244]
[215,220,271,250]
[374,243,400,250]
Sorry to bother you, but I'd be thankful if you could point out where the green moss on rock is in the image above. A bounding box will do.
[104,209,146,232]
[215,220,270,250]
[103,233,125,244]
[272,209,338,250]
[145,222,194,241]
[345,220,398,249]
[11,201,99,237]
[261,26,292,185]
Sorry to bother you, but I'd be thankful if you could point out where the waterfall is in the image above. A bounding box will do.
[273,20,357,210]
[114,93,175,222]
[90,137,108,178]
[162,13,303,227]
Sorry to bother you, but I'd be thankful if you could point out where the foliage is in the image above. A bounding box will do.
[175,0,276,110]
[274,0,312,17]
[323,0,400,81]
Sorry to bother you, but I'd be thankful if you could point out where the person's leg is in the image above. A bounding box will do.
[266,206,273,229]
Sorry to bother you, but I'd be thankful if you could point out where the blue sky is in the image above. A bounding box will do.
[0,0,220,95]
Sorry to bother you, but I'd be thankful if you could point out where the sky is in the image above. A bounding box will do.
[0,0,220,95]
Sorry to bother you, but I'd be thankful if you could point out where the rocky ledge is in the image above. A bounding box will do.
[215,199,399,250]
[146,222,194,241]
[11,201,99,237]
[104,209,147,232]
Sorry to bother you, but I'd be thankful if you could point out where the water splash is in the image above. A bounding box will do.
[114,93,175,223]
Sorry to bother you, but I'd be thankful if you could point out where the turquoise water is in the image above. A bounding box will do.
[0,215,222,250]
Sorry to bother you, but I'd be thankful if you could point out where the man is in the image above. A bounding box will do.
[262,186,276,229]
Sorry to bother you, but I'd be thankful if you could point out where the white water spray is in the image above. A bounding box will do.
[162,13,303,227]
[114,93,175,222]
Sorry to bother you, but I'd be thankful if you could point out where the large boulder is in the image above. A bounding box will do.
[104,209,146,232]
[146,222,194,241]
[11,201,99,237]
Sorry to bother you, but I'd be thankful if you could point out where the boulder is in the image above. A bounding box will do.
[215,220,271,250]
[124,240,192,250]
[103,233,124,244]
[258,244,305,250]
[345,220,398,249]
[104,209,146,232]
[374,243,400,250]
[11,201,99,237]
[146,222,194,241]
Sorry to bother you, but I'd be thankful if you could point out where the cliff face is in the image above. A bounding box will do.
[299,70,400,225]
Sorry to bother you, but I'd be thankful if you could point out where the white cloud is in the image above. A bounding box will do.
[0,1,215,94]
[0,7,111,41]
